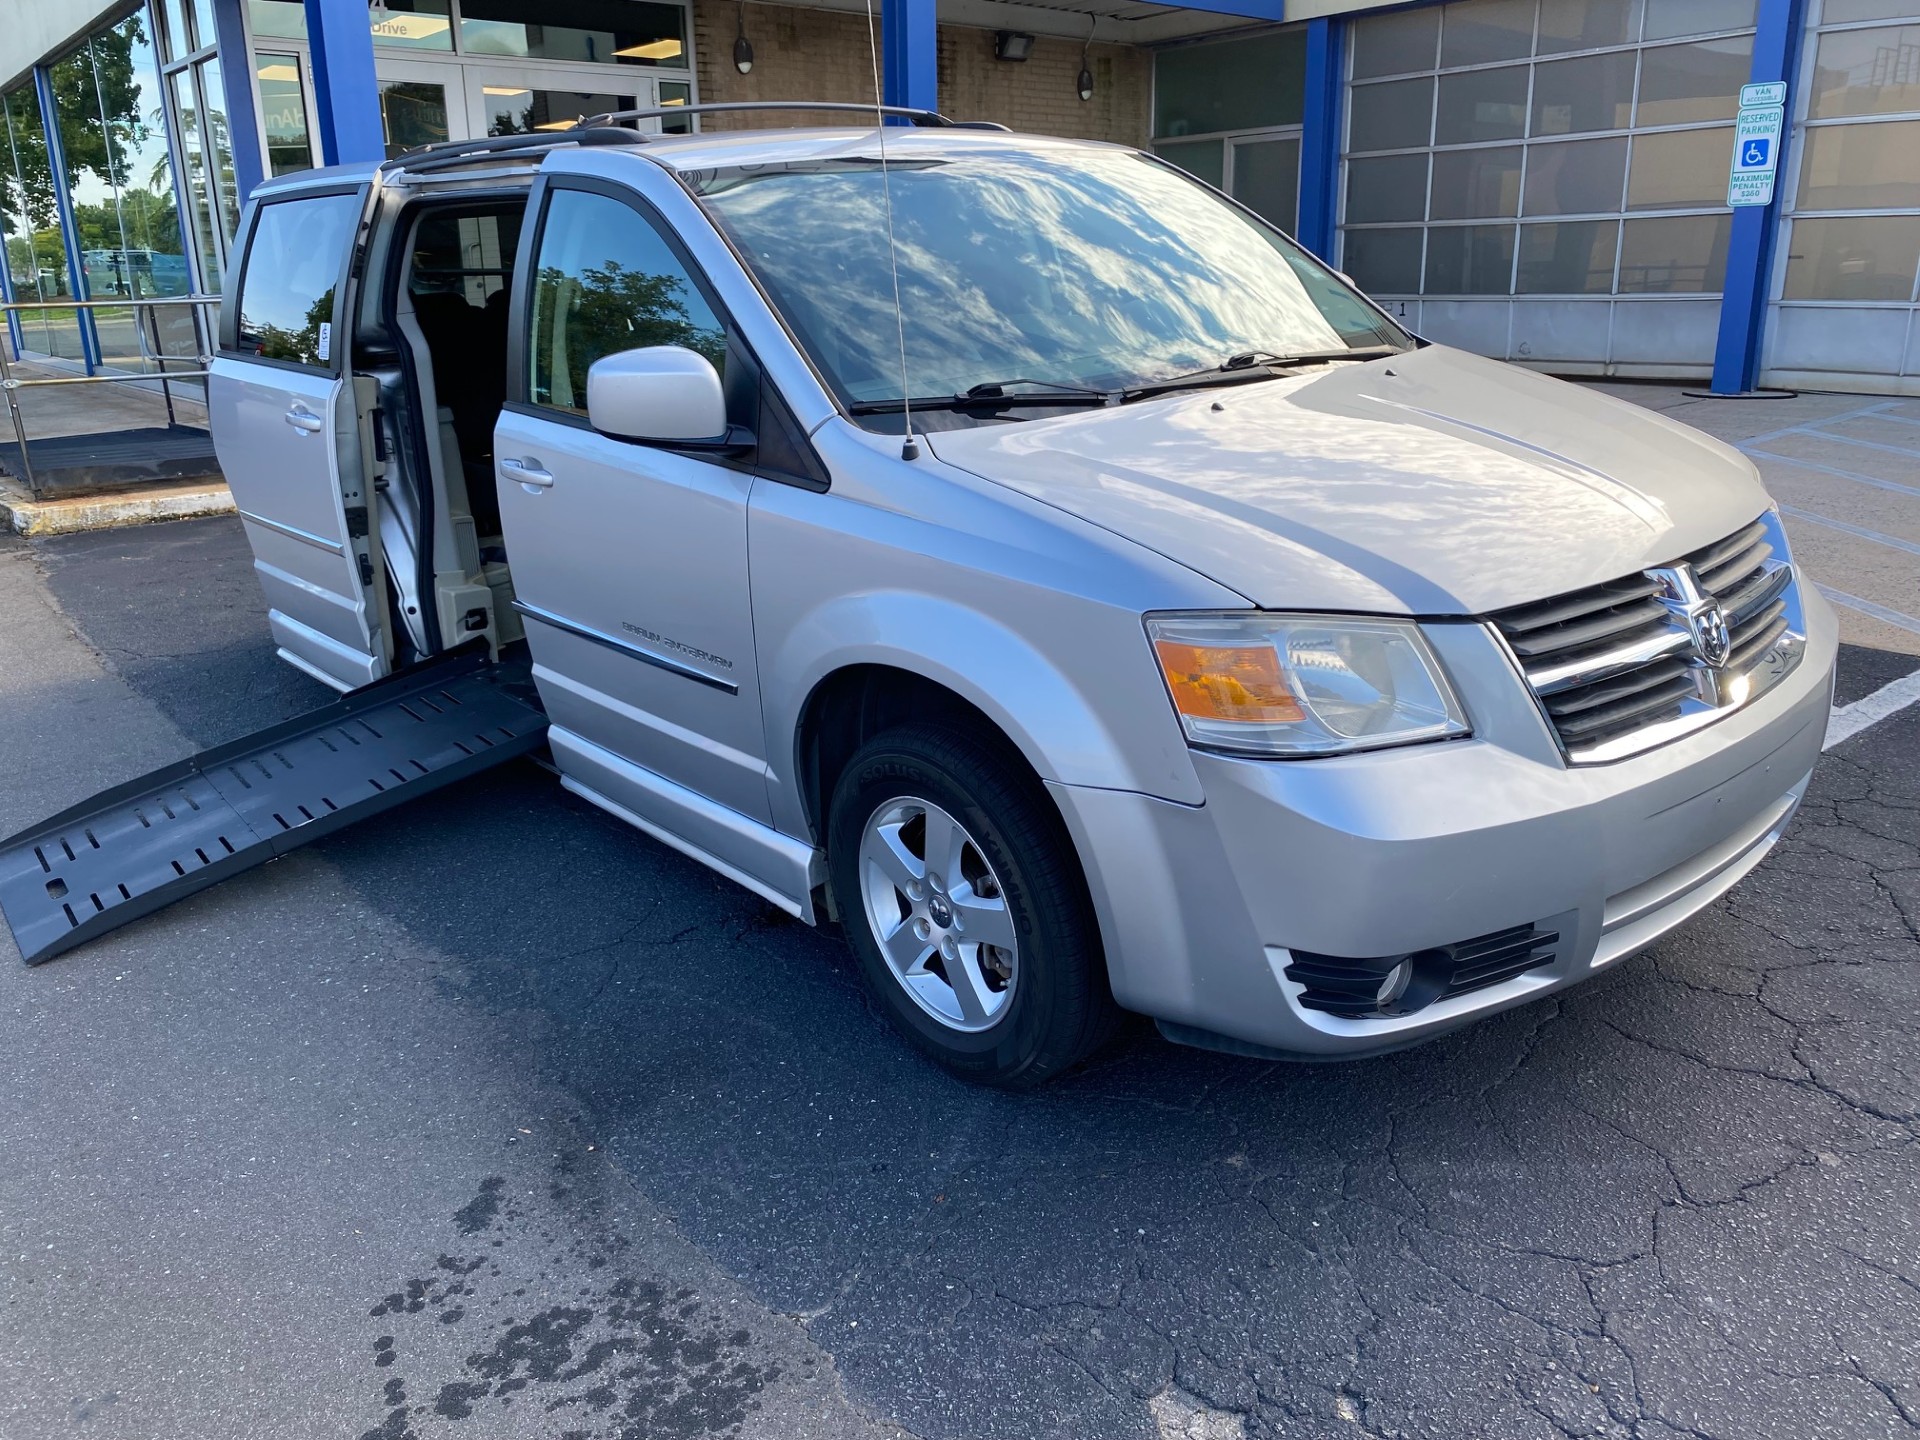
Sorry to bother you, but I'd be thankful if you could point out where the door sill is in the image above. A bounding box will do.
[551,728,821,923]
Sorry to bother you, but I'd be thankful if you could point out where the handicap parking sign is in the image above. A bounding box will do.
[1728,98,1785,207]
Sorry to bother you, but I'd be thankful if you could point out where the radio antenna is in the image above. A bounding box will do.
[863,0,920,461]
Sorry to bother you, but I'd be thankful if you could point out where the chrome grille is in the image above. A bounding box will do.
[1492,513,1805,764]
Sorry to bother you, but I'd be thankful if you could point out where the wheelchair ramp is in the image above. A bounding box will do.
[0,651,547,966]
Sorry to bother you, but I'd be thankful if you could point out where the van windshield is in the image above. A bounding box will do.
[690,144,1409,419]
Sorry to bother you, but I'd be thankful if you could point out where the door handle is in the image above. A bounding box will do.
[500,457,554,490]
[284,406,323,434]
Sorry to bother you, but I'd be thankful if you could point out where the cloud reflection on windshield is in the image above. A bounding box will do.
[695,147,1392,404]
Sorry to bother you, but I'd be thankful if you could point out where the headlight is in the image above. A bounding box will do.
[1146,612,1470,757]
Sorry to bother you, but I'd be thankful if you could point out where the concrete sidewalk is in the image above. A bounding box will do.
[0,362,231,538]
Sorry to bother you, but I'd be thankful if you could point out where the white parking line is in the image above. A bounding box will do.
[1797,430,1920,462]
[1781,505,1920,558]
[1743,448,1920,501]
[1734,401,1898,448]
[1826,664,1920,749]
[1817,583,1920,636]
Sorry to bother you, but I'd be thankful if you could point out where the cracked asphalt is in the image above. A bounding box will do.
[3,494,1919,1438]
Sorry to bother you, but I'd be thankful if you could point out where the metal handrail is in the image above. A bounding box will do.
[1,293,221,499]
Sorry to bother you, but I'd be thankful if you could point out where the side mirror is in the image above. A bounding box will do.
[586,345,728,444]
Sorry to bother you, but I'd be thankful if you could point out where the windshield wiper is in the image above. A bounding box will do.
[1120,346,1403,404]
[848,378,1116,415]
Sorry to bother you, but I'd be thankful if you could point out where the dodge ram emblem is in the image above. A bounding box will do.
[1647,563,1733,670]
[1689,599,1733,668]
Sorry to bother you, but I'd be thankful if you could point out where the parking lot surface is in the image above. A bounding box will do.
[3,385,1919,1440]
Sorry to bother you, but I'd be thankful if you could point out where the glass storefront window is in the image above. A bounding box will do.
[47,15,192,368]
[1440,0,1535,66]
[1517,220,1621,292]
[1617,213,1731,292]
[255,54,314,176]
[1536,0,1641,54]
[1344,227,1425,293]
[190,0,220,50]
[249,1,308,40]
[196,59,240,248]
[1435,64,1529,144]
[1642,0,1756,40]
[171,67,222,292]
[1797,119,1920,212]
[1530,51,1635,134]
[1231,135,1302,233]
[1429,145,1522,219]
[1348,77,1434,152]
[460,0,686,65]
[1152,140,1225,190]
[1425,223,1516,292]
[380,79,452,157]
[158,0,193,59]
[1782,215,1920,302]
[2,85,84,359]
[1351,8,1440,79]
[1823,0,1920,21]
[1807,24,1920,120]
[481,86,635,135]
[1347,153,1430,223]
[1779,0,1920,319]
[1153,30,1307,137]
[1634,37,1752,126]
[1522,136,1629,214]
[369,1,455,50]
[658,80,692,134]
[1625,126,1735,210]
[1342,0,1750,298]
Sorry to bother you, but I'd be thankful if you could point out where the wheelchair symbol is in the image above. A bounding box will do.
[1740,138,1772,168]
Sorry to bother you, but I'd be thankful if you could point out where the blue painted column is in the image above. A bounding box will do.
[32,64,102,371]
[303,0,385,165]
[213,0,266,201]
[1710,0,1807,394]
[882,0,938,113]
[1296,16,1345,262]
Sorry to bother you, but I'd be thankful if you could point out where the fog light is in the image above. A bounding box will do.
[1375,959,1412,1009]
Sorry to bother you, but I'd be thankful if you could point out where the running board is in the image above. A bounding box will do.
[0,650,548,966]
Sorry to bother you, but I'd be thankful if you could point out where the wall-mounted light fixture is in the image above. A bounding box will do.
[1077,14,1096,101]
[993,31,1035,61]
[734,1,754,74]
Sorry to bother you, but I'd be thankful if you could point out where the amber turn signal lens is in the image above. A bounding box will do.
[1153,639,1305,724]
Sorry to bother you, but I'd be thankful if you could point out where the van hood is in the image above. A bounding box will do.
[922,345,1769,615]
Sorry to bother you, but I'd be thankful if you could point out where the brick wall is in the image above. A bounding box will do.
[689,0,1152,147]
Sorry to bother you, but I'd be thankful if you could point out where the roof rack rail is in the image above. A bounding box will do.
[571,101,1011,132]
[381,126,646,175]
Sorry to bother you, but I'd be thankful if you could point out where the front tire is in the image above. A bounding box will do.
[826,723,1117,1088]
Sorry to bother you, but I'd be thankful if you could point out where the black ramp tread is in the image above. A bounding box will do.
[0,650,548,966]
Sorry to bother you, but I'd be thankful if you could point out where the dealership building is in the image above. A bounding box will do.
[4,0,1919,395]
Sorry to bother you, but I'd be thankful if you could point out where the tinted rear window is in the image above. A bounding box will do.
[235,192,360,366]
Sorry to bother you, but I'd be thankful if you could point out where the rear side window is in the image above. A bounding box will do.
[234,192,360,367]
[526,187,727,413]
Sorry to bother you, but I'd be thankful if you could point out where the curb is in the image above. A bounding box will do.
[0,475,234,537]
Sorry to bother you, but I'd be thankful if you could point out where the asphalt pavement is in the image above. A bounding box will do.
[3,400,1920,1440]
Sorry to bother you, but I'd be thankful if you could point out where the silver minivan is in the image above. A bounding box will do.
[205,112,1836,1085]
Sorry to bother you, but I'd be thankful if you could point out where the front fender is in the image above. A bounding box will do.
[761,589,1205,839]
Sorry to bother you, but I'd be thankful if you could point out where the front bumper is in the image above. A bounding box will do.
[1050,588,1838,1059]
